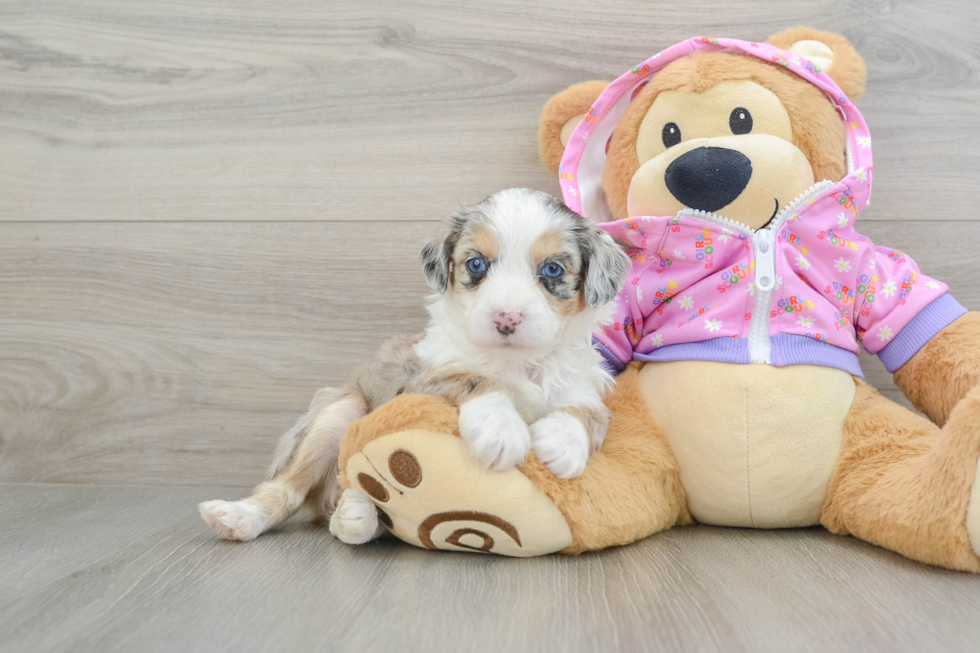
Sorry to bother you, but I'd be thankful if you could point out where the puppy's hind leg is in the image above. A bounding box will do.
[329,488,386,544]
[200,392,368,541]
[267,386,346,479]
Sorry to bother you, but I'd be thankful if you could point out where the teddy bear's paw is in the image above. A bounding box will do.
[458,392,531,471]
[199,499,270,541]
[530,412,590,479]
[343,428,572,557]
[329,489,385,545]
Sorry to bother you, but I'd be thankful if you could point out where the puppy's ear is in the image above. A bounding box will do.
[420,207,471,293]
[577,223,630,307]
[420,236,450,293]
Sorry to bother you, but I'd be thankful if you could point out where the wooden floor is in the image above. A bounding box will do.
[3,483,980,653]
[1,1,979,651]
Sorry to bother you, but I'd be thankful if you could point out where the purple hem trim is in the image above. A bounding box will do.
[592,337,627,377]
[770,334,865,378]
[633,337,749,365]
[877,294,967,373]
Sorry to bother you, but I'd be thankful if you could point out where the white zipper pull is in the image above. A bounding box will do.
[748,229,776,365]
[753,229,776,292]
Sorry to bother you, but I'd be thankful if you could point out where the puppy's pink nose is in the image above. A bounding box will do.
[493,311,522,336]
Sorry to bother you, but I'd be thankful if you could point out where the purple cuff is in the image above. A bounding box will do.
[877,294,967,373]
[593,337,627,377]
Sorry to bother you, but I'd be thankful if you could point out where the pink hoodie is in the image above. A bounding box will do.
[559,37,965,378]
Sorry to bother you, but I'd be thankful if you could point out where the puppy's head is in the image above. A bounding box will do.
[421,188,629,353]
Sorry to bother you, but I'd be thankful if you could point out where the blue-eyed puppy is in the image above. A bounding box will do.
[200,188,629,544]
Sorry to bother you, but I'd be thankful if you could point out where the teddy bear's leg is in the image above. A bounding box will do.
[338,395,577,556]
[821,379,980,572]
[337,364,691,555]
[520,364,692,553]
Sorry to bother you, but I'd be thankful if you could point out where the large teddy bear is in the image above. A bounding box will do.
[334,28,980,572]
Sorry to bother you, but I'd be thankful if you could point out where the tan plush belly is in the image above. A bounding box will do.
[638,361,856,528]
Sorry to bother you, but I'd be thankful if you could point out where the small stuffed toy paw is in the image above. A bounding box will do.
[342,424,572,557]
[530,412,590,479]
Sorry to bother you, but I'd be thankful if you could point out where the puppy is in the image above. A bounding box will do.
[200,188,629,544]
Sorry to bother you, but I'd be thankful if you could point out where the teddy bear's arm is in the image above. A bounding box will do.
[852,246,971,426]
[893,311,980,427]
[591,260,653,375]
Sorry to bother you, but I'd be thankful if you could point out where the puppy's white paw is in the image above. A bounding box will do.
[329,489,383,545]
[530,411,590,479]
[458,392,531,470]
[199,499,270,541]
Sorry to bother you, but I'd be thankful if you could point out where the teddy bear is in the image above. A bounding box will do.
[332,27,980,571]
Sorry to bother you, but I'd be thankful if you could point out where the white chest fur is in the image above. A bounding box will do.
[416,326,610,423]
[638,361,856,528]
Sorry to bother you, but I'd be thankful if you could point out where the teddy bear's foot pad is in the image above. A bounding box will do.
[345,428,572,556]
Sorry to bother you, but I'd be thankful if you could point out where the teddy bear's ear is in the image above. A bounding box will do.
[766,28,867,102]
[538,80,608,174]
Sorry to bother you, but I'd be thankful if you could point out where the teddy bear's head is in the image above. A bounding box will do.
[539,28,867,230]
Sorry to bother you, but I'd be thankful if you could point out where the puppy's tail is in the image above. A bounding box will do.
[267,388,367,517]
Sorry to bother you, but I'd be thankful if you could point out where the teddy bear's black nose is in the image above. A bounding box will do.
[665,147,752,212]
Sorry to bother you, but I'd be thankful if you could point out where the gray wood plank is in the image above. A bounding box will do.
[1,483,979,653]
[0,220,433,485]
[1,0,978,223]
[1,220,977,485]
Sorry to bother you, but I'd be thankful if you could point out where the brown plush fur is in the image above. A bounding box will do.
[338,394,459,491]
[337,364,691,552]
[822,379,980,572]
[523,363,692,553]
[766,27,867,101]
[894,312,980,427]
[601,52,847,220]
[538,80,608,174]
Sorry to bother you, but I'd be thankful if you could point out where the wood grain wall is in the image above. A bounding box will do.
[2,0,978,485]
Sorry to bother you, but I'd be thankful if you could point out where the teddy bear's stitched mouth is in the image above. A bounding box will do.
[758,197,780,230]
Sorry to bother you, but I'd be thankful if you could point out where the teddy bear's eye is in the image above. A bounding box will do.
[662,122,682,148]
[730,107,753,135]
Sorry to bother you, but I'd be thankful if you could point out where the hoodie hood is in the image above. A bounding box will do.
[558,37,874,225]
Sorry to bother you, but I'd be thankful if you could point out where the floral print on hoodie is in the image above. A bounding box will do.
[557,37,965,378]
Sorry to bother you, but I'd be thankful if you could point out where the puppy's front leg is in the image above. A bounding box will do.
[458,392,531,470]
[420,373,531,470]
[531,405,610,479]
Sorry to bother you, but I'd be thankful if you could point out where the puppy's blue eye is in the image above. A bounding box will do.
[541,262,564,279]
[466,257,487,274]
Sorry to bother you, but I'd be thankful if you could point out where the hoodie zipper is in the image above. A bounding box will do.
[748,228,776,363]
[676,180,835,364]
